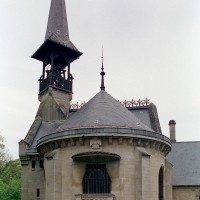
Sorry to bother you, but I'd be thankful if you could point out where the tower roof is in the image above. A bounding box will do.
[32,0,82,65]
[57,90,154,132]
[45,0,78,51]
[45,0,69,44]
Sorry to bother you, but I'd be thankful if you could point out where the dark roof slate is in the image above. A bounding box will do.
[30,121,64,148]
[129,108,152,130]
[167,141,200,186]
[57,90,154,132]
[45,0,79,51]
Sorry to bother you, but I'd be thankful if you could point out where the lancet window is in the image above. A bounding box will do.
[159,166,164,200]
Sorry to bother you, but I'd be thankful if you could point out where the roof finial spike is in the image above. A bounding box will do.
[100,47,105,91]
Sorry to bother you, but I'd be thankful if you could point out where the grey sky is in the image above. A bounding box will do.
[1,0,200,158]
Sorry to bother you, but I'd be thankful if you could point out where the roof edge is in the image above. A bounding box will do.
[36,127,171,148]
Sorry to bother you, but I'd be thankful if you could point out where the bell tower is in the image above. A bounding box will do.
[32,0,82,120]
[19,2,82,199]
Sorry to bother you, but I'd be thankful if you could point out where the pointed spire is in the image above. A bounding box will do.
[100,48,105,91]
[32,0,82,95]
[32,0,82,65]
[44,0,79,52]
[45,0,69,43]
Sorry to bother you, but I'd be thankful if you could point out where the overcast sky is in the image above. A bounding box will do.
[1,0,200,158]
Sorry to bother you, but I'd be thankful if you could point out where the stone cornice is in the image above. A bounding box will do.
[36,128,171,156]
[37,127,171,145]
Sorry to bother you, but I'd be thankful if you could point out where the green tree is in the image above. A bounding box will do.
[0,134,21,200]
[0,135,9,171]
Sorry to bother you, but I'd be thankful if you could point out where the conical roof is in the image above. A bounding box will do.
[46,0,69,42]
[58,90,154,132]
[32,0,82,65]
[45,0,79,51]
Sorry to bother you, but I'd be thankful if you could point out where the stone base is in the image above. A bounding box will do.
[75,194,115,200]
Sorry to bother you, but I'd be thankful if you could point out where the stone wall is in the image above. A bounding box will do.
[21,156,45,200]
[173,186,200,200]
[165,160,173,200]
[42,136,172,200]
[36,87,72,121]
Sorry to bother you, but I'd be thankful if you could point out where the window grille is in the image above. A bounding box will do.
[83,164,111,194]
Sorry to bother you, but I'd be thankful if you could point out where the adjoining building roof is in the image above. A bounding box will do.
[167,141,200,186]
[57,90,154,132]
[28,120,64,152]
[130,108,152,129]
[32,121,64,147]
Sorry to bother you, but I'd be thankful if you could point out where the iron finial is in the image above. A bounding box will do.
[100,47,105,91]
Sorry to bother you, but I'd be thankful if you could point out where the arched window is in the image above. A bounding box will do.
[159,166,164,200]
[83,164,111,194]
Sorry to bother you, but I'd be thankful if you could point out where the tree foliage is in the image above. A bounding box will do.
[0,135,8,167]
[0,134,21,200]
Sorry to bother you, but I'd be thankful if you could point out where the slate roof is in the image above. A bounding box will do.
[167,141,200,186]
[129,108,152,130]
[129,104,162,133]
[45,0,79,51]
[30,121,64,149]
[57,90,154,132]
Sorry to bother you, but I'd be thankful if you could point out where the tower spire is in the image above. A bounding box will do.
[45,0,69,43]
[45,0,78,51]
[100,48,105,91]
[32,0,82,95]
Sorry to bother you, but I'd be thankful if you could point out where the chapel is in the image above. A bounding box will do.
[19,0,200,200]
